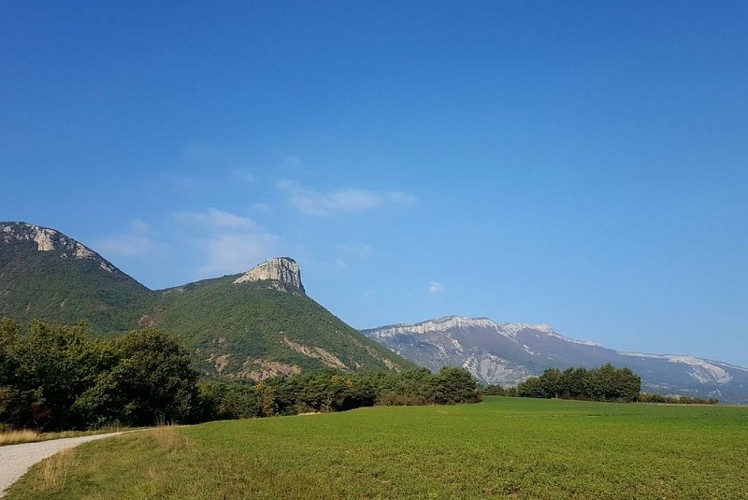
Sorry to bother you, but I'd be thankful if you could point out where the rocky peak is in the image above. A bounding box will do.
[233,257,305,294]
[0,221,117,269]
[3,222,58,250]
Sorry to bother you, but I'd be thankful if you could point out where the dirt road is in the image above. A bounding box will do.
[0,433,122,497]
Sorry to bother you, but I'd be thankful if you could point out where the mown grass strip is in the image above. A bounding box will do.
[7,397,748,499]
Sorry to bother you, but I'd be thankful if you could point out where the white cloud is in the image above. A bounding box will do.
[334,242,374,258]
[162,172,195,190]
[277,180,417,216]
[387,191,418,204]
[232,169,256,185]
[252,203,273,213]
[172,208,281,277]
[198,233,281,276]
[173,208,257,231]
[96,220,163,258]
[279,153,302,167]
[428,281,445,294]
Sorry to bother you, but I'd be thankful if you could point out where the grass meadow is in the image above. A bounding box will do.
[7,397,748,499]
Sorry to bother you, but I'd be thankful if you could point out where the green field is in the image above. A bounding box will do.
[8,397,748,499]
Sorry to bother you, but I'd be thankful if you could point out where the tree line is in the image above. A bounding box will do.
[484,365,718,404]
[637,392,717,405]
[0,320,481,431]
[202,365,481,420]
[485,365,642,402]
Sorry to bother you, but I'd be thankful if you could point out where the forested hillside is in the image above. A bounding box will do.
[0,222,410,381]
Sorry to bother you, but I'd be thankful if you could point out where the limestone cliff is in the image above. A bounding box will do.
[233,257,305,294]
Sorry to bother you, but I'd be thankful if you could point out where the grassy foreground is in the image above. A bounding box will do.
[7,397,748,499]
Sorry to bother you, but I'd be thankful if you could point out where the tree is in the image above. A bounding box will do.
[517,376,547,398]
[254,381,278,417]
[539,368,562,398]
[0,319,20,385]
[375,368,433,406]
[0,319,27,428]
[74,329,200,427]
[559,367,589,399]
[197,380,258,421]
[4,321,114,430]
[483,384,506,396]
[427,367,481,404]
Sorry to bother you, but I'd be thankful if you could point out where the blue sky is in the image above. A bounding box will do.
[2,1,747,366]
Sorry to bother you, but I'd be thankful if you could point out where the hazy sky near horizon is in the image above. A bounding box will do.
[2,2,747,366]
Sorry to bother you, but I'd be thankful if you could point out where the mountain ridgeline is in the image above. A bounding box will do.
[4,222,747,403]
[362,316,748,404]
[0,222,409,380]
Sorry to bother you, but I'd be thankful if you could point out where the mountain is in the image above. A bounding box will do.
[148,269,407,378]
[362,316,748,404]
[0,222,154,330]
[0,222,409,379]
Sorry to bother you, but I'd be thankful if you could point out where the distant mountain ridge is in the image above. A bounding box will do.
[0,221,410,379]
[363,316,748,404]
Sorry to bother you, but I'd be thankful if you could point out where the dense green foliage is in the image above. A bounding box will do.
[250,366,481,417]
[515,364,641,402]
[0,240,154,332]
[196,380,259,422]
[487,375,719,405]
[72,329,200,427]
[152,277,409,376]
[0,320,200,430]
[1,320,478,430]
[197,367,481,421]
[9,397,748,499]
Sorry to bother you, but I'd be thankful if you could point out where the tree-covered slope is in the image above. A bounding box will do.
[0,222,154,332]
[148,275,410,378]
[0,222,410,379]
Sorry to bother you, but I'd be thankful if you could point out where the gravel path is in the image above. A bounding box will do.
[0,433,122,497]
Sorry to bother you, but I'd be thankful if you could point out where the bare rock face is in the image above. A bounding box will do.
[233,257,305,294]
[1,221,116,273]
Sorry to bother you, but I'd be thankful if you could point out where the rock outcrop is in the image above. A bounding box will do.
[233,257,305,294]
[1,221,117,273]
